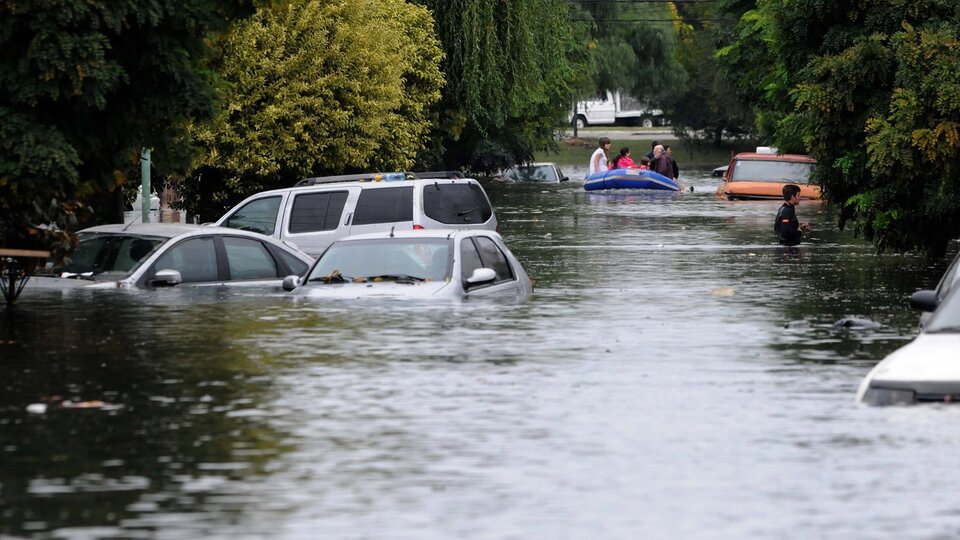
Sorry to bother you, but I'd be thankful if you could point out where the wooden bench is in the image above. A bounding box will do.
[0,248,52,304]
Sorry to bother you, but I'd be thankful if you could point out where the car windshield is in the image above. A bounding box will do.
[504,165,558,183]
[43,233,166,280]
[731,160,816,184]
[926,288,960,333]
[307,238,452,283]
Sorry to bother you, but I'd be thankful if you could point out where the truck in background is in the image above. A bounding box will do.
[569,90,666,129]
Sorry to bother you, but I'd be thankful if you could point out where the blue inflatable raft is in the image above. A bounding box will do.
[584,168,681,192]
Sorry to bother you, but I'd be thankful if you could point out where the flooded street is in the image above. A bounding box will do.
[2,168,958,539]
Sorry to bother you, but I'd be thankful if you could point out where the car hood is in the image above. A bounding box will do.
[291,280,456,299]
[865,333,960,384]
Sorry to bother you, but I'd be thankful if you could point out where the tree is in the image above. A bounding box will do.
[665,1,754,145]
[572,0,685,107]
[719,0,960,257]
[183,0,445,220]
[413,0,585,172]
[0,1,257,258]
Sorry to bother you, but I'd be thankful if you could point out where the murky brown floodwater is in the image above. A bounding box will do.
[2,167,957,539]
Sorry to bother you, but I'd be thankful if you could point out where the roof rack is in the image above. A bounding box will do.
[295,171,465,187]
[407,171,464,179]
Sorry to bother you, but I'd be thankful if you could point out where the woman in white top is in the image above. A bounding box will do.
[588,137,612,176]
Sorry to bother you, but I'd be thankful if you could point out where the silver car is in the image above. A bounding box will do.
[283,229,533,300]
[499,162,569,183]
[29,224,313,290]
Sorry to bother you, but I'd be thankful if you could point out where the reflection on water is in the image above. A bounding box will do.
[2,168,958,539]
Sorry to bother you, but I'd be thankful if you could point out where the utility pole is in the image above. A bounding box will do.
[573,97,579,138]
[141,148,151,223]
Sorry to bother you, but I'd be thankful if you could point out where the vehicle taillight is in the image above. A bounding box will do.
[413,224,424,230]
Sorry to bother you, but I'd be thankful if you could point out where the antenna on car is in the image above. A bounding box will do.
[389,226,395,238]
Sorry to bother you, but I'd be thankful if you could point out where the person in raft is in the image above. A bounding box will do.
[610,147,637,169]
[589,137,612,176]
[774,184,810,245]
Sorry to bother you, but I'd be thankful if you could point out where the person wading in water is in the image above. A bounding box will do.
[774,184,810,245]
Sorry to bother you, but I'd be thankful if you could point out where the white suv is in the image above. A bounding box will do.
[215,172,498,256]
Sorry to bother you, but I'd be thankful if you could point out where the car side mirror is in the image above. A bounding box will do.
[910,289,939,312]
[151,269,182,287]
[466,268,496,288]
[282,275,302,291]
[560,176,569,182]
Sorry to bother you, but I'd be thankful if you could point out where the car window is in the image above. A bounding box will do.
[927,287,960,332]
[731,160,815,184]
[423,183,493,224]
[459,238,484,282]
[277,250,309,276]
[474,236,514,282]
[224,196,281,235]
[153,237,219,283]
[352,186,413,225]
[223,237,279,280]
[936,252,960,301]
[289,191,349,233]
[504,165,557,183]
[54,234,164,278]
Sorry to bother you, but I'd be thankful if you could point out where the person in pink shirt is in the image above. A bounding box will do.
[610,147,637,169]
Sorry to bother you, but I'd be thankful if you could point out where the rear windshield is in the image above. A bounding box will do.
[422,182,493,224]
[731,160,816,184]
[353,186,413,225]
[504,165,559,183]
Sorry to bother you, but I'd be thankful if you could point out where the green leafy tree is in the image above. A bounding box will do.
[0,1,257,257]
[414,0,585,172]
[572,0,685,107]
[665,1,754,145]
[184,0,444,220]
[719,0,960,256]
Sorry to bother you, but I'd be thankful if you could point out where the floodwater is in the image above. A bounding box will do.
[2,168,958,540]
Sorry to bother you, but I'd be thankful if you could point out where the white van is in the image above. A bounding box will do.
[215,172,498,256]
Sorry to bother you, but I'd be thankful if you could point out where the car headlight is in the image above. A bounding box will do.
[861,386,916,406]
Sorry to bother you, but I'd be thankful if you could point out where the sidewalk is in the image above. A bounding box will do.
[563,128,676,141]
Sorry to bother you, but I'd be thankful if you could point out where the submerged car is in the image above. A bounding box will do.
[283,229,533,300]
[857,287,960,405]
[29,224,312,290]
[499,162,569,183]
[216,172,497,257]
[910,249,960,329]
[715,147,820,200]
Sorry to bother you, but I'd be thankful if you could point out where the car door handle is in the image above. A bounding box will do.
[344,212,352,226]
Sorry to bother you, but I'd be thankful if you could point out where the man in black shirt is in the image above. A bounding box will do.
[774,184,810,245]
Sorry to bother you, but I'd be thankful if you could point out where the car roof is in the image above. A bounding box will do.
[79,223,298,244]
[731,153,817,163]
[243,176,483,198]
[334,229,496,242]
[509,162,556,167]
[78,223,212,238]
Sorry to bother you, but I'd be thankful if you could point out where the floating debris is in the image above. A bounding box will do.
[710,287,736,297]
[26,403,47,414]
[834,317,881,329]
